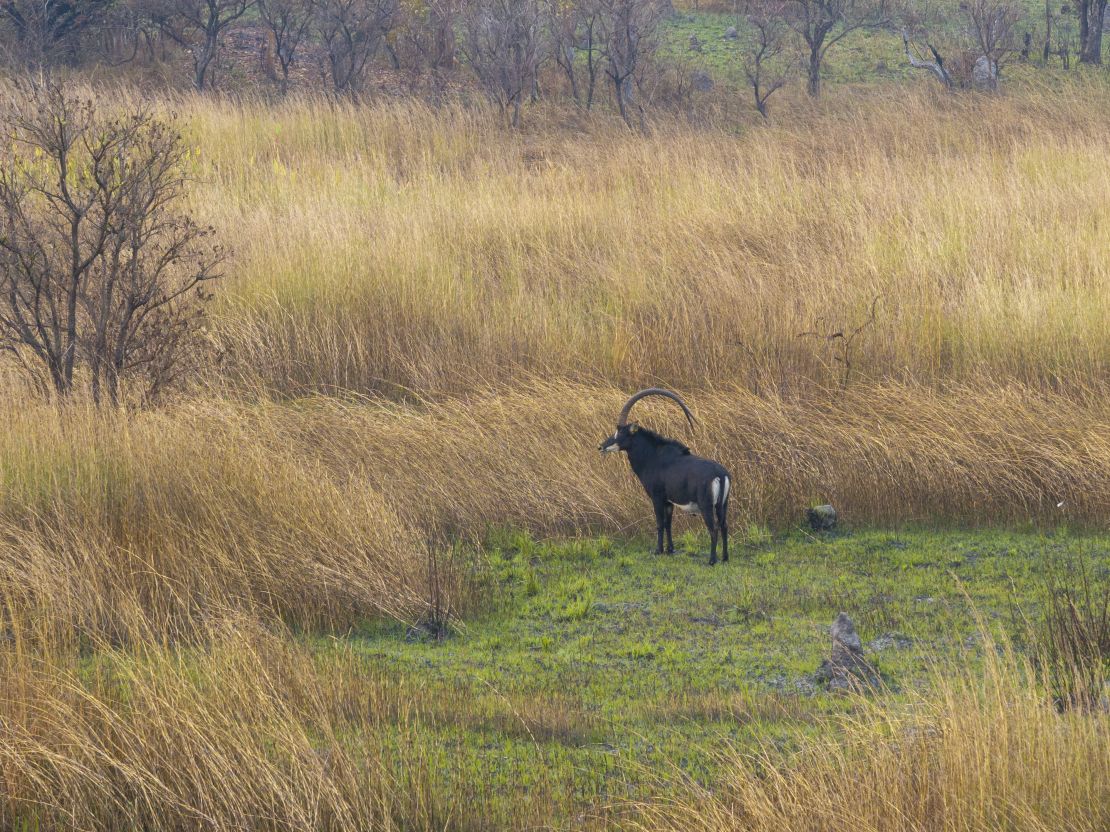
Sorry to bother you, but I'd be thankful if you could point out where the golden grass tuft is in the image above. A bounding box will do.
[0,81,1107,829]
[634,635,1110,832]
[0,616,448,830]
[0,401,435,641]
[166,82,1110,399]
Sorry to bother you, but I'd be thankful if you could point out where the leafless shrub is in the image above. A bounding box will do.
[781,0,889,96]
[965,0,1021,84]
[396,0,462,92]
[460,0,544,127]
[0,0,114,68]
[797,296,881,389]
[1038,555,1110,712]
[143,0,255,90]
[595,0,667,128]
[258,0,314,92]
[904,0,1020,90]
[547,0,603,108]
[739,0,797,117]
[312,0,399,95]
[0,80,223,405]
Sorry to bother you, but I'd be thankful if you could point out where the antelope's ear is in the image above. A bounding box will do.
[629,424,639,434]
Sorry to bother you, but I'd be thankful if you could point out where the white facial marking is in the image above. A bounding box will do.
[603,432,621,452]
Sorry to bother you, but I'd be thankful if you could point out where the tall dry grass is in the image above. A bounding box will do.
[0,614,463,830]
[17,80,1109,537]
[0,401,438,642]
[199,380,1110,538]
[3,378,1108,649]
[162,82,1110,398]
[634,634,1110,832]
[1,612,1106,829]
[0,82,1107,830]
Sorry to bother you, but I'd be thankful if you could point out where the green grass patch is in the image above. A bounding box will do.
[312,526,1109,828]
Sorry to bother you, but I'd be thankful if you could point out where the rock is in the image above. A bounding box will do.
[689,613,723,626]
[972,55,998,90]
[688,34,703,52]
[815,613,881,692]
[405,616,449,642]
[723,26,739,40]
[807,504,837,532]
[870,632,913,652]
[831,612,862,651]
[691,70,714,92]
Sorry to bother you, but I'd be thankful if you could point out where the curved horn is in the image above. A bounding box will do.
[617,388,696,430]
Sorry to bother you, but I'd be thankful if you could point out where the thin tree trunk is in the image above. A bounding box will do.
[614,76,630,126]
[1078,0,1091,57]
[1081,0,1107,63]
[807,46,821,96]
[585,26,597,110]
[90,354,102,405]
[63,221,79,393]
[194,40,216,89]
[1043,0,1052,63]
[558,49,581,104]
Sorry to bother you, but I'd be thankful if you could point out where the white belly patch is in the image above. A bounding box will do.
[672,502,700,515]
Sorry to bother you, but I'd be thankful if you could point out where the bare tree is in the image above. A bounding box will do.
[1043,0,1055,61]
[0,0,114,67]
[903,28,954,86]
[0,81,222,405]
[781,0,888,96]
[547,0,602,107]
[258,0,314,92]
[596,0,666,127]
[1076,0,1107,63]
[94,0,155,67]
[1057,2,1077,66]
[145,0,255,90]
[313,0,399,94]
[460,0,543,127]
[739,0,796,117]
[965,0,1020,84]
[397,0,461,91]
[797,295,880,389]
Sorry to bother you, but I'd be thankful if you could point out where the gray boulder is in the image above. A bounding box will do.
[807,504,837,531]
[691,70,714,92]
[972,55,998,90]
[816,613,881,692]
[870,632,913,652]
[723,26,739,40]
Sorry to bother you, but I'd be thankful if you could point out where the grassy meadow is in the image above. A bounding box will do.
[0,78,1109,828]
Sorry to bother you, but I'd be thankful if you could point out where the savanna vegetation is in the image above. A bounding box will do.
[0,0,1108,828]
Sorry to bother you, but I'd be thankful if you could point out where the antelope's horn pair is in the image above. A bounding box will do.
[617,388,695,429]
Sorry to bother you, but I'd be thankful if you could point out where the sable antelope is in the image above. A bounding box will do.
[599,389,731,565]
